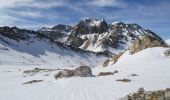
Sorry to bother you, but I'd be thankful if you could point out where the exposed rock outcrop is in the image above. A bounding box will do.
[120,88,170,100]
[110,52,124,65]
[102,52,124,67]
[130,35,168,54]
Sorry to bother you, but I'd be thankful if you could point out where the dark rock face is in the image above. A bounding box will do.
[54,66,93,79]
[0,26,30,41]
[67,37,84,47]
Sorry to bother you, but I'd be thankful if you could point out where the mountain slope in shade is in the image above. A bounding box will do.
[0,47,169,100]
[38,24,72,43]
[0,26,107,67]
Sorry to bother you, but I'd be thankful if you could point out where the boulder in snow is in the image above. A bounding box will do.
[74,66,93,77]
[54,66,93,79]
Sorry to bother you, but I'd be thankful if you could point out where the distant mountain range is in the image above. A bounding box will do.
[0,19,168,66]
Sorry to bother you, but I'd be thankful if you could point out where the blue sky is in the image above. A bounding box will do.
[0,0,170,39]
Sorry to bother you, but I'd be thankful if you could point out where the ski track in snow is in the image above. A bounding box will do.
[0,39,170,100]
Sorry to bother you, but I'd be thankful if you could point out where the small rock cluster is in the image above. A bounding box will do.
[120,88,170,100]
[98,70,118,76]
[116,78,131,82]
[22,80,43,84]
[54,66,93,79]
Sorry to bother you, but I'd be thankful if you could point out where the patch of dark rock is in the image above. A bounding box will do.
[103,59,110,67]
[43,74,49,76]
[22,80,43,84]
[98,72,114,76]
[120,87,170,100]
[116,78,131,82]
[54,65,93,79]
[114,70,119,74]
[130,74,138,77]
[98,70,118,76]
[23,68,58,76]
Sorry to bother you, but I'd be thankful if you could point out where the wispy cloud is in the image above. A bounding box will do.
[89,0,127,8]
[0,0,32,8]
[12,10,43,18]
[17,0,66,9]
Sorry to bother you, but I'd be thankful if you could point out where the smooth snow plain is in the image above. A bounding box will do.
[0,38,170,100]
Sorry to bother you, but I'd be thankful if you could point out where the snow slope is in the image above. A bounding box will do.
[0,47,170,100]
[0,35,107,67]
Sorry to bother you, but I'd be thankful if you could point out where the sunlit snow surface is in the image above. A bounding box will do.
[166,39,170,45]
[0,44,170,100]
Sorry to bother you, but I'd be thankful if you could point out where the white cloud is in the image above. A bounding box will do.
[90,0,126,8]
[18,1,65,9]
[0,15,34,27]
[0,0,65,9]
[30,1,65,9]
[0,0,32,8]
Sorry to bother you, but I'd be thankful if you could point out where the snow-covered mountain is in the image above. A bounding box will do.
[0,19,170,100]
[38,19,167,55]
[0,26,107,67]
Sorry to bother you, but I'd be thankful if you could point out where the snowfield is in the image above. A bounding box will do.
[166,39,170,45]
[0,35,107,67]
[0,46,170,100]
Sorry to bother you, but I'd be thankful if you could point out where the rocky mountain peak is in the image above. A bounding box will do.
[71,18,108,36]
